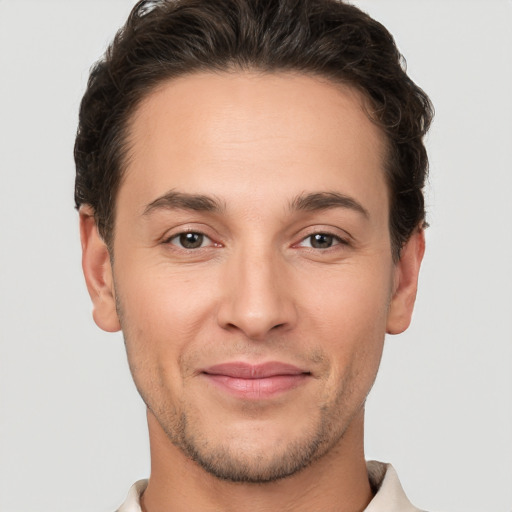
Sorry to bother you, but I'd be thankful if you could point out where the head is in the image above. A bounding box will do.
[75,0,432,261]
[76,0,431,485]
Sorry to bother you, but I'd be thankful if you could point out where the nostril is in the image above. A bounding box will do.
[216,289,298,339]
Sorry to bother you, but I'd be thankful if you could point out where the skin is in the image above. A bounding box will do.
[80,72,424,512]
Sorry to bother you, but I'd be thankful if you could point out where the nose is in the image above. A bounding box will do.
[216,247,298,340]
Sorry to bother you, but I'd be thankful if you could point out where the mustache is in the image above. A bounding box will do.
[177,339,329,377]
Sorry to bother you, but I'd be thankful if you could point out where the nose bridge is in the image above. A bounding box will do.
[217,239,296,339]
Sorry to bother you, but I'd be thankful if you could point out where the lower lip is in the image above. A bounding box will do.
[203,374,310,399]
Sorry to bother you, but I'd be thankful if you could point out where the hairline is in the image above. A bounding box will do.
[99,67,399,258]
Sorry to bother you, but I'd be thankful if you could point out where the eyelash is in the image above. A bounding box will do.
[296,232,349,250]
[165,231,218,250]
[163,230,349,251]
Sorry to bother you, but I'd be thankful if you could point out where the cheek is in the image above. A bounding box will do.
[302,260,393,330]
[114,265,219,365]
[300,263,392,386]
[113,270,216,414]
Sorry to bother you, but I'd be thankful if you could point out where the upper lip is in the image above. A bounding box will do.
[201,362,309,379]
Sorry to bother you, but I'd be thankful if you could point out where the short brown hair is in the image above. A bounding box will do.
[74,0,433,259]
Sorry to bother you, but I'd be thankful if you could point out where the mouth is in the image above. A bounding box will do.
[200,362,312,399]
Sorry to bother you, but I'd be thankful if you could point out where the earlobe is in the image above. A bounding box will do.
[79,206,121,333]
[386,228,425,335]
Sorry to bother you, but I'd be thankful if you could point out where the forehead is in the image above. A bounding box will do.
[121,71,388,218]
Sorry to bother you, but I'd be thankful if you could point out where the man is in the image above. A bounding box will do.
[75,0,433,510]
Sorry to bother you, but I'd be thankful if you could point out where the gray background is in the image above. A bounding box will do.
[0,1,511,511]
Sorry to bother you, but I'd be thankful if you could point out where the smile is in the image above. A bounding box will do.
[201,362,312,399]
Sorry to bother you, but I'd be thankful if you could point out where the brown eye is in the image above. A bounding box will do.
[309,233,335,249]
[169,232,208,249]
[181,233,203,248]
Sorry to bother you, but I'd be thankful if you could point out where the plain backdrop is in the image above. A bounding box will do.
[1,1,511,511]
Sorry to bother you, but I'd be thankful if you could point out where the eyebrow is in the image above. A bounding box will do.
[290,192,369,218]
[143,189,369,218]
[143,190,225,215]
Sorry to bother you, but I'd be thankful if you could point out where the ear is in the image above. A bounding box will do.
[386,228,425,335]
[79,205,121,333]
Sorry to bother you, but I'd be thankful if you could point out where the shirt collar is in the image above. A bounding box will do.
[365,461,423,512]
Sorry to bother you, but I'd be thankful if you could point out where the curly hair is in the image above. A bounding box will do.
[74,0,433,260]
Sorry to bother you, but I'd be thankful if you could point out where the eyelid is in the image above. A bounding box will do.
[169,232,212,248]
[296,232,348,249]
[293,225,352,247]
[162,226,222,249]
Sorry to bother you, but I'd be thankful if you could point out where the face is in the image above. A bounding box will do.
[81,72,423,483]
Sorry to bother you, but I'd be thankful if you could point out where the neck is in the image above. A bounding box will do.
[141,409,373,512]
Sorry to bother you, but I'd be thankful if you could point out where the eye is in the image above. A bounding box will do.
[168,232,212,249]
[299,233,344,249]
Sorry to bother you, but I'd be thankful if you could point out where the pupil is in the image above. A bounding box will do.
[311,233,333,249]
[180,232,203,248]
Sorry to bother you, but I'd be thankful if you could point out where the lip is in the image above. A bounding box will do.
[200,362,311,399]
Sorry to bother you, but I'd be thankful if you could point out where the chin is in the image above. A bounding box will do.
[157,403,348,483]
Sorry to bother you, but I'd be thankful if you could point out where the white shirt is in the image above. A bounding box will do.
[116,461,423,511]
